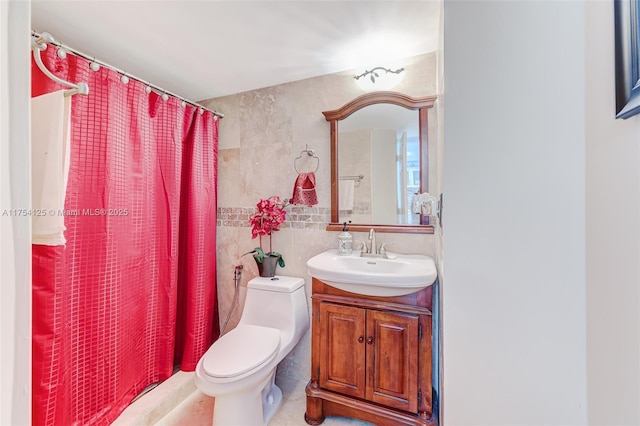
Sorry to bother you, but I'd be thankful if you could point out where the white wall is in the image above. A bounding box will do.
[443,1,588,424]
[0,1,32,425]
[585,2,640,424]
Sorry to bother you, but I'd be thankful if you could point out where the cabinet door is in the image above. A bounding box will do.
[318,303,366,398]
[365,310,419,413]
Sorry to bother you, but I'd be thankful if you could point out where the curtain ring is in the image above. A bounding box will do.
[57,46,67,59]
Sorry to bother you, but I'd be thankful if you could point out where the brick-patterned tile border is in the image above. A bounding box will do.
[340,205,370,215]
[217,206,331,230]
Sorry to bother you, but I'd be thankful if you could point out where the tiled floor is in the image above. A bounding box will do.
[156,375,373,426]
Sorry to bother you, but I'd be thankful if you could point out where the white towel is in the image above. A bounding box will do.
[31,90,71,246]
[339,179,354,210]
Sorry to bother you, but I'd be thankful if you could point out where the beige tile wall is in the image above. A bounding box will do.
[201,53,438,382]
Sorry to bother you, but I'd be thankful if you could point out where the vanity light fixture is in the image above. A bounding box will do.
[354,66,405,91]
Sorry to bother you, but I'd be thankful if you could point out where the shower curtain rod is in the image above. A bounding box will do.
[31,30,224,119]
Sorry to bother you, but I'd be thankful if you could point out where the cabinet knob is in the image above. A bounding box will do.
[358,336,364,343]
[366,337,374,345]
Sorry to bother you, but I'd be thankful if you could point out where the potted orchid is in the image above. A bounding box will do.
[243,195,288,277]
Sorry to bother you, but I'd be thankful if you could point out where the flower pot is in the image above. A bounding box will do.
[256,255,280,278]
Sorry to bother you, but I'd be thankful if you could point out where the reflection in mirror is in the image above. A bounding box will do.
[323,92,437,234]
[338,104,420,225]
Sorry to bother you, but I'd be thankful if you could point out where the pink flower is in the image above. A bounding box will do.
[249,196,288,239]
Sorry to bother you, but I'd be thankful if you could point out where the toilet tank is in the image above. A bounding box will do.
[239,276,309,353]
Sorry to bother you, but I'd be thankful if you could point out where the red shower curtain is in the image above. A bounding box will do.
[31,48,219,426]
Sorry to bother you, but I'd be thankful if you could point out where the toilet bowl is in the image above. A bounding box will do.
[195,275,309,426]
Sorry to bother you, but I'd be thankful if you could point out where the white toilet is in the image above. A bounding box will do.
[195,275,309,426]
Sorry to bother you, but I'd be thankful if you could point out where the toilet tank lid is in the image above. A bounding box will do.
[247,276,305,293]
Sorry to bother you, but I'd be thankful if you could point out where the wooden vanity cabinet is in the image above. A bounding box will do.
[305,278,438,426]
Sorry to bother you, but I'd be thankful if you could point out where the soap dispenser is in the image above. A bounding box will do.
[338,221,352,255]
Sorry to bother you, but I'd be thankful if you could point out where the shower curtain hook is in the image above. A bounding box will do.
[33,32,54,50]
[90,58,100,72]
[56,46,67,59]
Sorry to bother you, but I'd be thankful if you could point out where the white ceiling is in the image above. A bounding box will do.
[31,1,441,102]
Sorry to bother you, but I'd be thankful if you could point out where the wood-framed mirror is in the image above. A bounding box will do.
[323,91,437,234]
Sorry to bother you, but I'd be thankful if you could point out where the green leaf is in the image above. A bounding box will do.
[266,251,286,268]
[242,247,265,263]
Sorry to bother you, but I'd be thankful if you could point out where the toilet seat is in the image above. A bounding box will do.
[202,324,280,379]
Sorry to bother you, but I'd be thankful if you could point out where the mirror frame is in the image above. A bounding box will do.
[323,91,437,234]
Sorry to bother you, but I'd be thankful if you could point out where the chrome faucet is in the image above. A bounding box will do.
[361,228,387,257]
[368,228,377,255]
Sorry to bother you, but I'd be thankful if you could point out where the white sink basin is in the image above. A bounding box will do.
[306,249,437,297]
